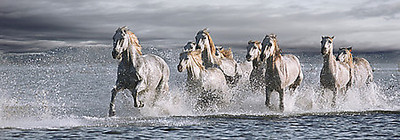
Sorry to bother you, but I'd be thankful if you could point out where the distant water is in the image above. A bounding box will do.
[0,45,399,139]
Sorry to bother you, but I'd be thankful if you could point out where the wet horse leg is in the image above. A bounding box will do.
[277,88,284,111]
[129,88,144,108]
[332,88,338,108]
[109,86,123,117]
[131,80,145,108]
[265,87,273,108]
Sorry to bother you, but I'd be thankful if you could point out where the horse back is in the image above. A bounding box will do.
[280,54,302,87]
[219,58,238,77]
[353,57,373,85]
[138,54,170,84]
[202,68,228,91]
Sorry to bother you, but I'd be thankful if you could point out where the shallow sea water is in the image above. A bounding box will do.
[0,44,399,139]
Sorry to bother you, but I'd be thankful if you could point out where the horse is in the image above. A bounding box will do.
[195,28,241,85]
[216,46,242,85]
[336,47,373,87]
[177,50,230,109]
[260,34,303,111]
[320,36,352,107]
[246,40,266,92]
[109,26,170,117]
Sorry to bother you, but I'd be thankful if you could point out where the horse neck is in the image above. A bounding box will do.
[252,55,263,68]
[322,48,337,71]
[202,43,216,67]
[266,45,282,70]
[124,44,141,68]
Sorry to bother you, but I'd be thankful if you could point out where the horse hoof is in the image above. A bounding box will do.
[109,110,116,117]
[139,101,144,108]
[134,101,145,108]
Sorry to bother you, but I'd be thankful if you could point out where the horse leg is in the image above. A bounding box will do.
[132,81,146,108]
[109,86,122,117]
[278,88,284,112]
[332,88,338,108]
[265,87,273,108]
[289,71,303,93]
[129,89,144,107]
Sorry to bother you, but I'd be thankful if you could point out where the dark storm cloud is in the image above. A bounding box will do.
[0,0,399,53]
[348,1,400,19]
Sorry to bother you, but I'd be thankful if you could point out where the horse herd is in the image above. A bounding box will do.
[108,26,373,117]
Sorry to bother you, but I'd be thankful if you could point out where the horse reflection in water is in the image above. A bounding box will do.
[109,26,170,117]
[336,47,373,87]
[261,34,303,111]
[177,50,231,111]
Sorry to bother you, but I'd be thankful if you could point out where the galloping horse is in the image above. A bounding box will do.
[109,26,170,117]
[336,47,373,87]
[320,36,351,107]
[177,50,230,109]
[195,29,241,85]
[246,40,266,91]
[260,34,303,111]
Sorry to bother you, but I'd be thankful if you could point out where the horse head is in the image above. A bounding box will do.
[246,40,262,61]
[112,26,129,60]
[321,36,335,55]
[195,28,220,67]
[261,34,279,60]
[337,47,353,62]
[112,26,142,60]
[183,41,196,52]
[195,28,215,52]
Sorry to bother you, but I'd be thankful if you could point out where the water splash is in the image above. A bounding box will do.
[0,46,398,129]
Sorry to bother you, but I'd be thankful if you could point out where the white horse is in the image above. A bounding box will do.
[320,36,351,107]
[260,34,303,111]
[195,28,241,85]
[336,47,373,87]
[109,26,170,117]
[246,40,266,91]
[177,50,230,109]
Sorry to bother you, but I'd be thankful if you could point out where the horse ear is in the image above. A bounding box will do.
[248,40,253,44]
[331,36,335,39]
[339,47,344,50]
[348,47,352,52]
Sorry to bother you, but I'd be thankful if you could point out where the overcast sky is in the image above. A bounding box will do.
[1,0,399,53]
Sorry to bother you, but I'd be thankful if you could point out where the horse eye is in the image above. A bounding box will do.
[328,40,332,43]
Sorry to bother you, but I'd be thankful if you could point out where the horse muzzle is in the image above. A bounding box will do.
[112,51,121,59]
[246,55,252,61]
[177,65,183,72]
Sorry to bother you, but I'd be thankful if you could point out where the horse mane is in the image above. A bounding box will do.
[219,48,234,60]
[188,50,205,70]
[202,29,217,59]
[126,31,142,55]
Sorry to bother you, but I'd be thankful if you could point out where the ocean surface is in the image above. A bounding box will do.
[0,44,399,139]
